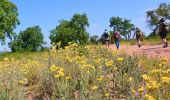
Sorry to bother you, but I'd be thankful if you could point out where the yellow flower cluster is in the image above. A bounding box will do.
[146,81,161,90]
[144,94,155,100]
[50,65,65,78]
[91,85,98,90]
[134,57,170,99]
[105,60,114,67]
[161,77,170,84]
[96,75,104,81]
[1,44,169,99]
[141,74,151,81]
[117,57,124,62]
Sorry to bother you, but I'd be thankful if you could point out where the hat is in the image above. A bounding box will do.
[159,18,165,22]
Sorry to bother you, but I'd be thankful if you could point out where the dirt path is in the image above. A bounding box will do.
[109,44,170,60]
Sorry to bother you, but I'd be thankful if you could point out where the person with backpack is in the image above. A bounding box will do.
[158,18,168,48]
[134,27,144,48]
[112,31,121,49]
[101,29,110,47]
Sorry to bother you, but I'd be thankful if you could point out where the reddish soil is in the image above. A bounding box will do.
[109,44,170,60]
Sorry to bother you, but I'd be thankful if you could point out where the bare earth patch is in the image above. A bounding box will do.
[109,44,170,60]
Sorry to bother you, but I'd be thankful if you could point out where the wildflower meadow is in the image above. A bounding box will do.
[0,43,169,100]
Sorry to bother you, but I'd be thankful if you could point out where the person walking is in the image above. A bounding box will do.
[134,27,144,48]
[101,29,110,47]
[158,18,168,48]
[112,31,121,49]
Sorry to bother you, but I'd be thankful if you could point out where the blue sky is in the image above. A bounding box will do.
[0,0,169,52]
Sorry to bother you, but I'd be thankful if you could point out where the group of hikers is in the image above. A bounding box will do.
[101,18,169,49]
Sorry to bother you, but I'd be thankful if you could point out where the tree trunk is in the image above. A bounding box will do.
[128,33,131,40]
[122,35,127,40]
[125,35,127,40]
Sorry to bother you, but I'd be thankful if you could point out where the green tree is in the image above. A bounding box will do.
[109,16,122,32]
[50,13,89,47]
[90,35,99,44]
[9,26,45,52]
[146,2,170,34]
[110,17,135,40]
[121,19,135,40]
[70,13,89,45]
[0,0,20,44]
[50,20,77,47]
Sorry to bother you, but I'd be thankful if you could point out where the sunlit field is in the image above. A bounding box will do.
[0,43,169,100]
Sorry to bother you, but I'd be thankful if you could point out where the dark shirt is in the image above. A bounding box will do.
[159,22,167,33]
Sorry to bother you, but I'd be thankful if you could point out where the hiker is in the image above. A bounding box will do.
[112,31,121,49]
[134,27,144,48]
[101,29,110,47]
[158,18,168,48]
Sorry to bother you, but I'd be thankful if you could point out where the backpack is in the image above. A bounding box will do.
[103,32,109,38]
[114,32,120,39]
[159,22,168,33]
[136,29,142,36]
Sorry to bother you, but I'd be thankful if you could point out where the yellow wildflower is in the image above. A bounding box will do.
[55,74,60,78]
[162,77,170,84]
[128,77,133,81]
[86,71,90,74]
[50,65,59,71]
[131,89,136,94]
[138,87,144,93]
[117,58,124,62]
[91,85,98,90]
[96,76,104,81]
[65,76,72,80]
[3,57,9,62]
[105,60,113,67]
[18,80,24,85]
[167,69,170,73]
[147,81,161,89]
[160,57,168,63]
[161,62,166,66]
[18,78,28,85]
[151,69,161,74]
[141,74,151,81]
[104,93,110,97]
[144,94,155,100]
[158,63,163,67]
[146,83,152,90]
[161,70,168,74]
[59,71,65,77]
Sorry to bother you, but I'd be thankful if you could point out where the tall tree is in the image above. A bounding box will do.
[70,13,89,45]
[0,0,20,44]
[146,2,170,35]
[109,16,122,32]
[110,17,135,40]
[50,13,89,47]
[121,19,135,40]
[50,20,77,47]
[9,26,45,52]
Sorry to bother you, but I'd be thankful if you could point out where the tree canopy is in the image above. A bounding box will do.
[50,13,89,47]
[9,26,45,52]
[0,0,20,44]
[146,3,170,29]
[110,16,135,40]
